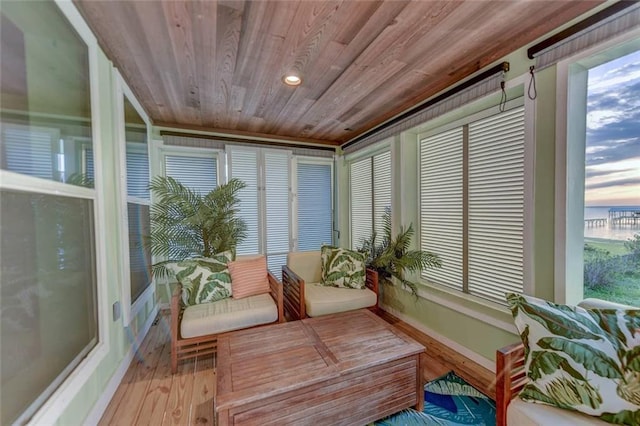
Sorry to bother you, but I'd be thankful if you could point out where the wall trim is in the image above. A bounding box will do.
[84,304,159,425]
[381,303,496,372]
[415,286,518,334]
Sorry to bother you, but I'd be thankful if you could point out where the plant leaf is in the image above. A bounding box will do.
[513,296,604,341]
[538,337,623,379]
[528,351,586,381]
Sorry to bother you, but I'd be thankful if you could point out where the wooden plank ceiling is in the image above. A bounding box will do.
[74,0,602,146]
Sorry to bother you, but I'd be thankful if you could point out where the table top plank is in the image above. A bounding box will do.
[216,309,425,412]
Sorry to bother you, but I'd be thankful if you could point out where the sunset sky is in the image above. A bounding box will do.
[585,49,640,207]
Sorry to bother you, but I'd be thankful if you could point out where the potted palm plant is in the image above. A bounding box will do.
[147,176,247,278]
[358,212,440,297]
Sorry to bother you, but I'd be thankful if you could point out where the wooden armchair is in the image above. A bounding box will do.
[282,250,379,320]
[495,342,527,426]
[171,271,283,373]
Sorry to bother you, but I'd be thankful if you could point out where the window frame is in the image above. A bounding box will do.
[225,145,293,274]
[416,84,534,309]
[345,140,393,250]
[114,70,153,327]
[159,144,223,188]
[0,1,111,423]
[291,156,335,251]
[554,29,640,305]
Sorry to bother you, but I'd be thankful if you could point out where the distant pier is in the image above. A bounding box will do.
[585,218,607,227]
[609,207,640,226]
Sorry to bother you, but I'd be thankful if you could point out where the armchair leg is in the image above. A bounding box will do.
[171,345,178,374]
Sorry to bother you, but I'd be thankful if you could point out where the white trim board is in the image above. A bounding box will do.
[381,304,496,372]
[84,304,159,425]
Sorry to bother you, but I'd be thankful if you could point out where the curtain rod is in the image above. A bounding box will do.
[159,130,337,152]
[341,61,510,150]
[527,1,638,60]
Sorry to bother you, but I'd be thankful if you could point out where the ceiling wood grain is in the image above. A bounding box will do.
[74,0,603,145]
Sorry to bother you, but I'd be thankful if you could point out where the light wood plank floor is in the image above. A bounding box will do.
[99,310,496,425]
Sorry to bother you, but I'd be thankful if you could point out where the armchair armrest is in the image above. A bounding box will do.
[170,283,183,373]
[268,272,284,323]
[366,268,379,310]
[496,342,527,426]
[282,265,306,320]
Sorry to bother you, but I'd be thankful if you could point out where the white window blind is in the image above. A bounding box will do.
[264,150,291,277]
[228,148,260,255]
[350,157,373,249]
[420,128,464,291]
[126,143,149,200]
[2,126,54,180]
[297,162,333,251]
[165,154,217,194]
[349,151,392,249]
[84,146,94,181]
[373,151,392,234]
[419,104,525,304]
[468,107,525,303]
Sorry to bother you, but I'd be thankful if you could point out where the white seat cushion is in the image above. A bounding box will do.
[507,397,611,426]
[180,293,277,338]
[304,283,377,317]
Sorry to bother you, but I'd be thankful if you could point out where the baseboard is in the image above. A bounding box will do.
[84,304,159,424]
[381,303,495,372]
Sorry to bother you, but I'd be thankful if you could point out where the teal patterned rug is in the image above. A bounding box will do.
[375,371,496,426]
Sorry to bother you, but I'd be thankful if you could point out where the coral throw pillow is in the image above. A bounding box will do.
[229,256,270,299]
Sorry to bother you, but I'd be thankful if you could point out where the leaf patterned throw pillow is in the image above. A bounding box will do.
[506,293,640,425]
[167,251,234,306]
[320,245,366,289]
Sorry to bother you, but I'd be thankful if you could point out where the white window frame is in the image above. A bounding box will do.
[114,70,153,327]
[225,145,293,259]
[554,29,640,305]
[0,1,112,424]
[291,156,335,251]
[416,79,534,310]
[345,139,393,250]
[159,144,222,186]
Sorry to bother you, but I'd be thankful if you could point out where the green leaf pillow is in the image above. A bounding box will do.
[320,245,366,289]
[167,251,234,306]
[506,293,640,425]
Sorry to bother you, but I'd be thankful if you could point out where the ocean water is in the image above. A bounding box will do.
[584,206,640,241]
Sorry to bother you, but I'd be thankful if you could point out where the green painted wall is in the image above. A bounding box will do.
[337,25,609,364]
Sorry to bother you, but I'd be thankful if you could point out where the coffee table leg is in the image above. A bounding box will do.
[416,353,425,412]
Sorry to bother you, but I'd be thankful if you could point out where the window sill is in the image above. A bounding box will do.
[414,281,518,334]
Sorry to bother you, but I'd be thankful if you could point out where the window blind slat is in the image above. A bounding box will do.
[420,128,464,291]
[373,151,392,234]
[126,144,150,200]
[228,148,260,255]
[468,106,525,304]
[350,158,373,249]
[2,126,54,180]
[297,163,332,250]
[165,155,217,194]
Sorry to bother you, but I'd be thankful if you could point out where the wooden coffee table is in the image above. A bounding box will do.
[215,309,425,426]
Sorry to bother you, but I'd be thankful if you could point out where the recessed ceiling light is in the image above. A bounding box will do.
[282,74,302,86]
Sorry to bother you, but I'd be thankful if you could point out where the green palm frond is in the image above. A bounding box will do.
[147,176,247,278]
[358,211,441,298]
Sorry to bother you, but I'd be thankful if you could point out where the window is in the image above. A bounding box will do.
[582,51,639,306]
[227,146,291,276]
[420,104,525,304]
[0,1,99,423]
[164,150,218,194]
[295,160,333,251]
[349,150,391,249]
[559,40,640,306]
[122,96,151,304]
